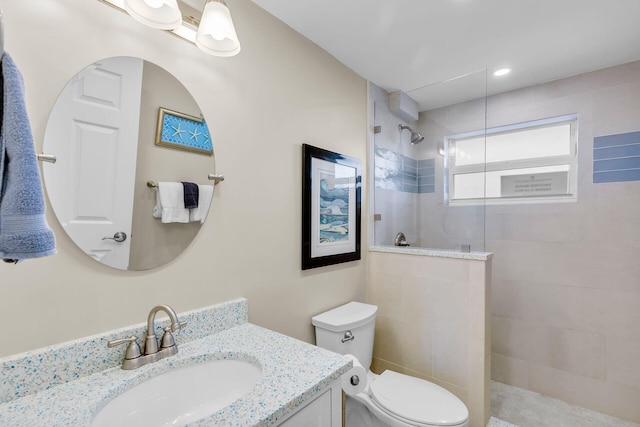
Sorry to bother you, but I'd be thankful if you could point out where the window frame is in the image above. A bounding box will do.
[444,114,579,205]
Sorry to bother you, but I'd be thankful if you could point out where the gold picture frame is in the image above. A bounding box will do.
[155,107,213,155]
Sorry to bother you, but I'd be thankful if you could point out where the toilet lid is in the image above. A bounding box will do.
[369,371,469,426]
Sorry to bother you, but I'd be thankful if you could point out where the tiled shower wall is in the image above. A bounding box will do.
[375,146,435,194]
[593,130,640,183]
[371,88,439,247]
[418,60,640,422]
[367,250,491,427]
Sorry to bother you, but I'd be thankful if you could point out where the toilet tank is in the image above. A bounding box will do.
[311,302,378,371]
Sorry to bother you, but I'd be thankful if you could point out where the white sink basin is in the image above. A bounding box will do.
[91,359,262,427]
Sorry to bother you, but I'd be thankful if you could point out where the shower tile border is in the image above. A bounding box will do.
[593,131,640,183]
[374,146,436,194]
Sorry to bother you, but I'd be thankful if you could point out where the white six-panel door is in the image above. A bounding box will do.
[44,57,143,269]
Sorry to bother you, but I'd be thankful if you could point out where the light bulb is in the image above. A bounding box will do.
[195,0,241,56]
[144,0,165,8]
[124,0,182,29]
[201,3,232,40]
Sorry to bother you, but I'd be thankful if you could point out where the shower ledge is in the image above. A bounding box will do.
[369,245,492,261]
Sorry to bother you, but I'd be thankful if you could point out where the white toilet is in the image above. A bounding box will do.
[312,301,469,427]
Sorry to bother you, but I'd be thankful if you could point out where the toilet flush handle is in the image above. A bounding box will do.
[342,330,355,343]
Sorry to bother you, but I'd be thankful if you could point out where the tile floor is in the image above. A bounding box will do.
[489,381,640,427]
[487,416,518,427]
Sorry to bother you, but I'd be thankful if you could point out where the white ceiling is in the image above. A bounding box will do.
[250,0,640,111]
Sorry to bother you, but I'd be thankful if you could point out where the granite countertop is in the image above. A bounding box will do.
[0,323,350,427]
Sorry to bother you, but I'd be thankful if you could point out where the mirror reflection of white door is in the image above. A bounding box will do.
[43,57,143,269]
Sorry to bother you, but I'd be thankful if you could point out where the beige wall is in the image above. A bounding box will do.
[0,0,368,357]
[367,251,491,427]
[486,61,640,423]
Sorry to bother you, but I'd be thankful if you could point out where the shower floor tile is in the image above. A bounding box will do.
[488,416,518,427]
[490,381,640,427]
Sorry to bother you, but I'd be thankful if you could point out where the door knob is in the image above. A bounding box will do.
[102,231,127,242]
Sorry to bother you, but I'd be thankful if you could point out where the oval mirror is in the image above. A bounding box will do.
[43,56,215,271]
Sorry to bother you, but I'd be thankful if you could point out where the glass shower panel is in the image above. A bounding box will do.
[372,97,420,246]
[372,69,487,251]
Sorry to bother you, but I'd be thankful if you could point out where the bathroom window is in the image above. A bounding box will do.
[445,114,578,205]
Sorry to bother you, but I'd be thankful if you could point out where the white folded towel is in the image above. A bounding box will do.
[153,182,190,223]
[189,184,214,224]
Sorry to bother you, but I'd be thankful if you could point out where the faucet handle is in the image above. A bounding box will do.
[170,320,188,332]
[108,336,142,360]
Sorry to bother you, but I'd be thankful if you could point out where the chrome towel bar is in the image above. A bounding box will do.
[147,174,224,188]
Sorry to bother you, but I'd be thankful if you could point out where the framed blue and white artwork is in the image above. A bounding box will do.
[155,107,213,155]
[302,144,361,270]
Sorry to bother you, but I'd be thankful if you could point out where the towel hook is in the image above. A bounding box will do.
[37,153,57,164]
[208,174,225,184]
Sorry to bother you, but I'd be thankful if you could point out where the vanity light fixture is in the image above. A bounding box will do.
[123,0,182,30]
[196,0,241,57]
[98,0,241,57]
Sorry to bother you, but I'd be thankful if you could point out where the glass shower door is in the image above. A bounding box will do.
[372,69,488,252]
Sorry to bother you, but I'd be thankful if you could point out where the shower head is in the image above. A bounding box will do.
[398,124,425,145]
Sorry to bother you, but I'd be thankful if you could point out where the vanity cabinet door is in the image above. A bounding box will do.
[278,381,341,426]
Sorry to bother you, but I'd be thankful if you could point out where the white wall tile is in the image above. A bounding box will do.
[593,82,640,136]
[607,336,640,389]
[528,325,607,380]
[433,328,469,387]
[485,61,640,419]
[491,316,533,361]
[491,353,530,389]
[367,252,490,424]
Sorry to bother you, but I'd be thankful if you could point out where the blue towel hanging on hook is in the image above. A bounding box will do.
[0,52,56,262]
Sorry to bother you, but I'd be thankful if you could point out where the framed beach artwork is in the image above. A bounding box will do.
[155,107,213,155]
[302,144,361,270]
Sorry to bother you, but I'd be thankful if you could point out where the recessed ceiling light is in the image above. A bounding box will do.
[493,68,512,77]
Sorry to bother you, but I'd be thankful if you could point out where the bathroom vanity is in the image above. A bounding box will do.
[0,299,348,426]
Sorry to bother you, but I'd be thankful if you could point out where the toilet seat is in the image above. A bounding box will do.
[368,370,469,427]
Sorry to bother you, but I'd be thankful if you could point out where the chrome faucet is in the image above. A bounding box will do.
[394,232,410,247]
[108,304,187,370]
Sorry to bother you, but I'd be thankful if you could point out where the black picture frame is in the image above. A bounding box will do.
[302,144,362,270]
